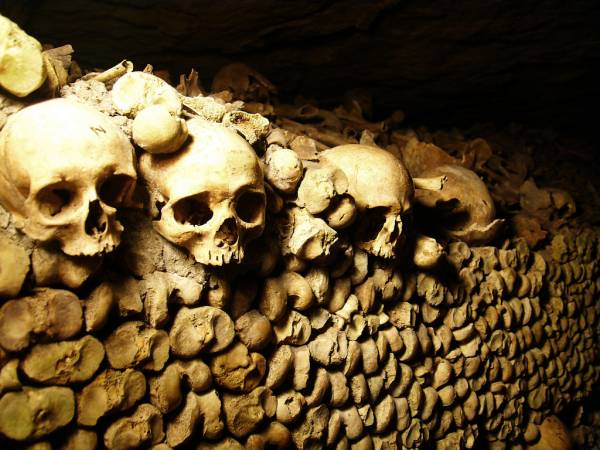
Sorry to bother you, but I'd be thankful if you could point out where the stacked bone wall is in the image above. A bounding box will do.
[3,210,598,450]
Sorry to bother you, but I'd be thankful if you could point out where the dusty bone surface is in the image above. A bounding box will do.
[0,15,597,450]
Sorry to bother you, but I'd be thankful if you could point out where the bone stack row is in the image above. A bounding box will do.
[0,222,597,449]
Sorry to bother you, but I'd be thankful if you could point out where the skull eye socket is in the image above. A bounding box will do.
[99,175,135,207]
[36,183,76,217]
[173,194,213,226]
[433,199,470,231]
[358,207,389,241]
[235,191,265,223]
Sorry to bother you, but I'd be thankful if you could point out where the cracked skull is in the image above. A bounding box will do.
[140,118,266,266]
[0,98,137,256]
[321,144,414,258]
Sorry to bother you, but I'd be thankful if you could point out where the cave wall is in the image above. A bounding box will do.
[2,0,600,131]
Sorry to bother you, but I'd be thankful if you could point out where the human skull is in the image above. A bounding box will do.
[0,99,137,256]
[416,164,503,245]
[320,144,414,258]
[139,118,266,266]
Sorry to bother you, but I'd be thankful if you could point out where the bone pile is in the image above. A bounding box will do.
[0,15,598,450]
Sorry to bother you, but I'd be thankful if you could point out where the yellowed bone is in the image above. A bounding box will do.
[413,175,447,191]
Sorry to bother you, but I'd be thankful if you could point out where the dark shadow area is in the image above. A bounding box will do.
[1,0,599,135]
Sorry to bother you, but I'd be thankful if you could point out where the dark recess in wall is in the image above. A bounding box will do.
[1,0,599,135]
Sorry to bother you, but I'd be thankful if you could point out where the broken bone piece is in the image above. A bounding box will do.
[0,15,47,97]
[222,110,270,145]
[264,345,294,390]
[140,118,266,266]
[308,328,348,366]
[0,98,137,256]
[84,282,116,333]
[88,59,133,83]
[277,206,339,260]
[0,359,21,396]
[290,404,329,449]
[195,389,225,439]
[276,390,306,424]
[176,68,203,96]
[111,71,182,117]
[182,94,231,122]
[297,165,348,215]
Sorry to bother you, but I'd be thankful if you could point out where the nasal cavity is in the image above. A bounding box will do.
[85,200,107,236]
[215,217,238,246]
